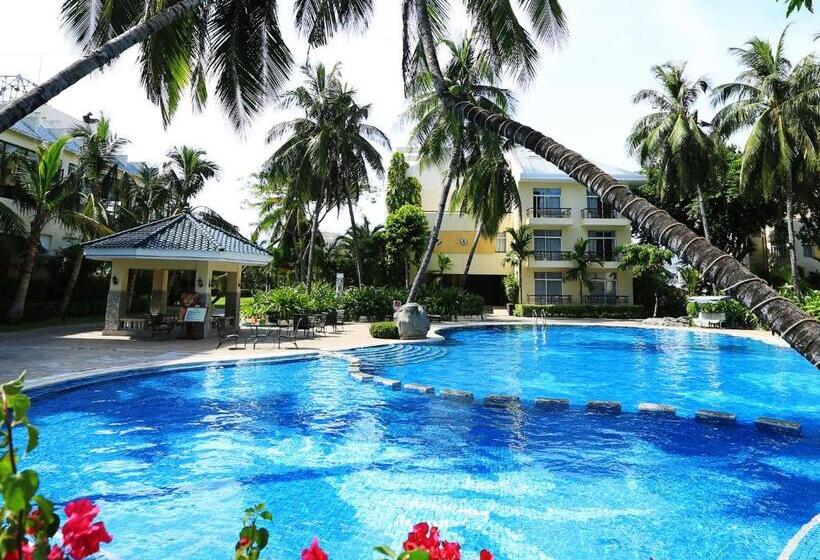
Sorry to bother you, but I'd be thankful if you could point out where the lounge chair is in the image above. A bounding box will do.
[693,312,726,328]
[216,318,242,349]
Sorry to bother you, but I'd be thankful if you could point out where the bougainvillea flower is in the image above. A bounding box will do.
[61,499,112,560]
[301,538,328,560]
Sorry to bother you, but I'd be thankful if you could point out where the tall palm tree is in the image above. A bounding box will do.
[502,225,533,304]
[563,239,603,302]
[163,146,220,214]
[627,63,715,242]
[404,34,515,302]
[116,165,173,224]
[1,137,109,322]
[712,29,820,300]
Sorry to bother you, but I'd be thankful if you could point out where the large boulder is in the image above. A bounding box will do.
[394,303,431,340]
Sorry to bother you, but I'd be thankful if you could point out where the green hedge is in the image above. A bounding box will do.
[1,300,108,322]
[369,321,399,339]
[686,299,758,329]
[514,304,644,319]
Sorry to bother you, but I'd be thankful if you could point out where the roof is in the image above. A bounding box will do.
[508,147,646,183]
[83,212,271,265]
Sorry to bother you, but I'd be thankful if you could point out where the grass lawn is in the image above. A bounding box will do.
[0,315,104,333]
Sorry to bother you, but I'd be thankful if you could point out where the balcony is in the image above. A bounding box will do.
[531,250,570,262]
[581,206,629,226]
[525,207,573,226]
[585,250,620,263]
[581,295,630,305]
[528,295,573,305]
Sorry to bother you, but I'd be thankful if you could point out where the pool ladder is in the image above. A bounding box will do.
[533,308,548,327]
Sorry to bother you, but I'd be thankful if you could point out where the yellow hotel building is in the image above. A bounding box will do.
[403,147,646,306]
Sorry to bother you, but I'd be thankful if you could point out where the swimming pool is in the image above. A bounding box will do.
[29,327,819,560]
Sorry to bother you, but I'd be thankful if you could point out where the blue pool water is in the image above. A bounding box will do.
[27,327,819,560]
[350,325,820,430]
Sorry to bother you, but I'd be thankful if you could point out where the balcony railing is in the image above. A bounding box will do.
[531,250,570,261]
[582,295,630,305]
[581,207,621,219]
[527,207,572,219]
[585,250,620,261]
[528,295,573,305]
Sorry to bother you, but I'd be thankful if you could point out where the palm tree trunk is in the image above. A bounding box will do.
[305,189,324,293]
[58,248,85,318]
[653,292,660,318]
[0,0,205,135]
[4,226,42,322]
[695,184,711,243]
[518,261,523,304]
[461,224,482,288]
[345,188,364,287]
[784,183,802,300]
[413,0,820,365]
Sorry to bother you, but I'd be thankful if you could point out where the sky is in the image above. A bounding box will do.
[0,0,817,238]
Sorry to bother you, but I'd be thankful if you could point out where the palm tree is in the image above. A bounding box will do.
[627,63,715,242]
[712,29,820,300]
[503,225,533,304]
[564,239,603,302]
[1,137,109,322]
[163,146,220,214]
[335,217,385,285]
[116,165,172,224]
[404,34,515,303]
[618,244,673,317]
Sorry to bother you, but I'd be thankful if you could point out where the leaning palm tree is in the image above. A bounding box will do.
[163,146,220,214]
[1,137,109,322]
[712,29,820,300]
[502,225,533,304]
[563,239,603,302]
[627,63,715,242]
[404,34,515,302]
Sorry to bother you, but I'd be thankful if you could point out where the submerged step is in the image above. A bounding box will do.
[638,402,677,416]
[586,401,622,414]
[755,417,802,436]
[350,371,373,383]
[534,397,570,410]
[483,395,521,408]
[440,389,474,403]
[404,383,435,395]
[372,376,401,390]
[695,409,736,425]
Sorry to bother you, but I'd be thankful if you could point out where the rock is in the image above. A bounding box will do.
[394,303,431,340]
[642,316,691,327]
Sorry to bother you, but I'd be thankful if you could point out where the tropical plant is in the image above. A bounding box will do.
[369,321,400,339]
[384,204,430,289]
[2,137,109,322]
[502,274,519,304]
[617,244,673,317]
[116,164,172,224]
[712,28,820,300]
[779,0,813,14]
[502,225,533,304]
[563,239,603,301]
[433,253,453,276]
[386,152,422,213]
[627,62,715,242]
[404,34,516,303]
[163,145,220,214]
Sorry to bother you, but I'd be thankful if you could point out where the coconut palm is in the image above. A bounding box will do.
[404,34,515,302]
[712,29,820,300]
[2,137,109,322]
[116,165,173,224]
[563,239,603,302]
[502,225,533,304]
[627,63,715,242]
[163,146,220,214]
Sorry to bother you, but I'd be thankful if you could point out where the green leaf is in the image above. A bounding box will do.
[3,470,38,511]
[259,510,272,521]
[8,394,31,422]
[255,527,269,550]
[25,425,38,454]
[374,545,397,559]
[1,373,25,398]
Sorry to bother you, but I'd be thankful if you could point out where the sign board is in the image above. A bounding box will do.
[183,307,207,322]
[335,273,344,298]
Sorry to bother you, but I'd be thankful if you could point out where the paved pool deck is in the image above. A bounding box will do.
[0,312,790,387]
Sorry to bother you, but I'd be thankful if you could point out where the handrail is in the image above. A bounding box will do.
[527,207,572,218]
[581,207,622,219]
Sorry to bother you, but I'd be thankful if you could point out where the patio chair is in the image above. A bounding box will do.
[693,312,726,328]
[334,309,346,332]
[148,313,173,340]
[324,310,339,333]
[292,313,314,339]
[276,321,300,348]
[215,317,242,349]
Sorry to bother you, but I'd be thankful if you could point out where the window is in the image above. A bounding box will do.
[803,242,814,258]
[586,189,601,214]
[532,188,562,217]
[589,272,617,295]
[534,272,564,303]
[587,230,617,260]
[495,233,507,253]
[533,230,562,259]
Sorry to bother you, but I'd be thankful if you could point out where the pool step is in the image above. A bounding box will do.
[586,401,622,414]
[639,402,677,416]
[440,389,474,403]
[535,397,570,410]
[484,395,520,408]
[755,417,801,436]
[695,409,736,425]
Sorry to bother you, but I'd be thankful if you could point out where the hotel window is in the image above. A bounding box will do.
[587,230,617,260]
[533,230,562,259]
[586,189,602,216]
[532,188,562,217]
[495,233,507,253]
[534,272,563,300]
[589,272,617,295]
[803,242,814,258]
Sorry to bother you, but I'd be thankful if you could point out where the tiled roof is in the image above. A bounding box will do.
[83,212,270,263]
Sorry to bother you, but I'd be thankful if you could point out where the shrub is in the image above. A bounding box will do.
[242,284,340,320]
[514,304,644,319]
[686,299,758,329]
[502,275,518,304]
[343,286,403,321]
[369,321,399,339]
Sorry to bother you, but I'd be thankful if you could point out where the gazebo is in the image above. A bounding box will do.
[83,212,271,337]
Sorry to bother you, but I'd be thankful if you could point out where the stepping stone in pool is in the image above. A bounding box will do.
[483,395,521,408]
[638,402,677,416]
[695,409,736,425]
[404,383,435,395]
[755,417,802,436]
[440,389,474,403]
[586,401,622,414]
[350,371,373,382]
[534,397,570,410]
[372,376,402,390]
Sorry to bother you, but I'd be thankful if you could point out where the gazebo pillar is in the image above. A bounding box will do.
[225,269,241,326]
[194,261,215,337]
[150,269,169,315]
[104,261,130,334]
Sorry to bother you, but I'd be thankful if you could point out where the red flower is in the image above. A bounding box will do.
[47,546,64,560]
[2,542,33,560]
[402,523,460,560]
[236,537,251,550]
[479,550,493,560]
[301,538,328,560]
[61,499,112,560]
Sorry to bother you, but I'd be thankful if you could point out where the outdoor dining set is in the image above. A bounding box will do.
[216,310,345,350]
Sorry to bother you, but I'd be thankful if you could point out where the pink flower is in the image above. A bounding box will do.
[479,550,493,560]
[61,499,112,560]
[301,538,328,560]
[236,537,251,550]
[46,546,64,560]
[402,522,460,560]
